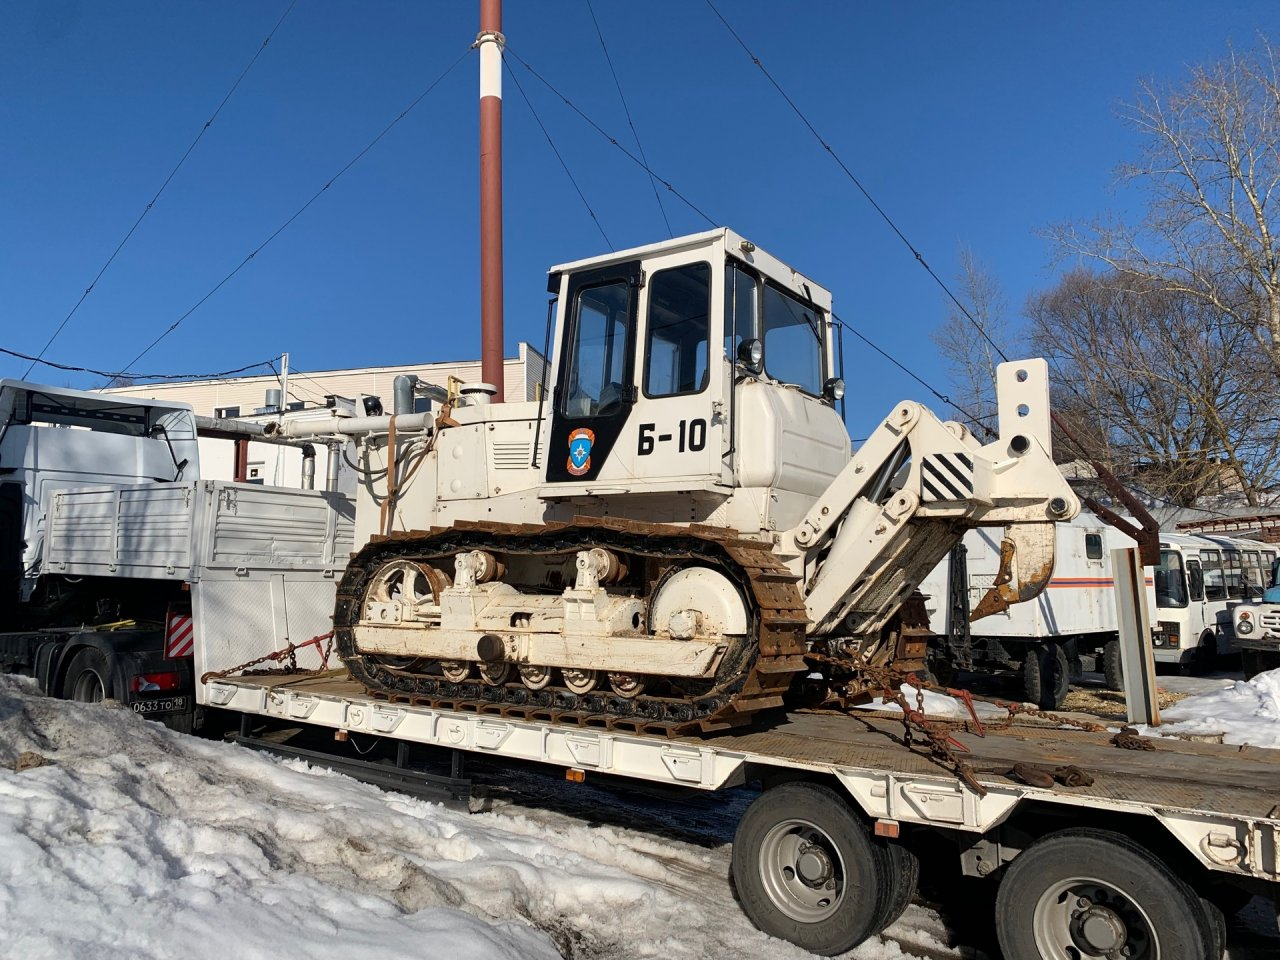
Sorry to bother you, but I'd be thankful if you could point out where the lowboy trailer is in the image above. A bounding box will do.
[200,663,1280,958]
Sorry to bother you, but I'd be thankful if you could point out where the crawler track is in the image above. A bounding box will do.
[334,517,810,736]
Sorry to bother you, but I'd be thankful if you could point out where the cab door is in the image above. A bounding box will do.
[543,253,723,492]
[544,261,642,485]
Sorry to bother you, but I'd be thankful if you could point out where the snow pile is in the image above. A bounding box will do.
[0,676,951,960]
[1154,667,1280,749]
[853,683,1009,720]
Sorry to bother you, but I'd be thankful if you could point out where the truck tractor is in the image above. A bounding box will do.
[324,229,1080,732]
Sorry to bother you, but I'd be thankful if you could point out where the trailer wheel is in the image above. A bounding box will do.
[872,838,919,931]
[995,828,1216,960]
[1023,642,1070,709]
[62,648,113,704]
[731,781,885,955]
[1102,639,1124,692]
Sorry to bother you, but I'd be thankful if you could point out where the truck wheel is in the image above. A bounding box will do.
[995,828,1216,960]
[62,648,113,703]
[731,781,885,955]
[1102,639,1124,692]
[872,838,919,931]
[1022,642,1070,710]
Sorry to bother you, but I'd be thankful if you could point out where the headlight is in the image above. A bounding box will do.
[824,377,846,402]
[1237,618,1254,635]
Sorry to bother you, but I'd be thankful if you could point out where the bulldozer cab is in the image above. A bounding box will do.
[540,229,840,502]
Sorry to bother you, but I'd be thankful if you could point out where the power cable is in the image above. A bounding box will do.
[703,0,1009,365]
[23,0,301,377]
[504,61,614,250]
[504,46,719,229]
[584,0,672,237]
[114,46,472,376]
[832,313,997,436]
[1,344,278,383]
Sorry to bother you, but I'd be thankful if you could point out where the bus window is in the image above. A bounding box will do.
[1245,550,1264,598]
[1155,550,1189,608]
[1186,558,1204,601]
[1224,551,1246,599]
[1201,550,1226,601]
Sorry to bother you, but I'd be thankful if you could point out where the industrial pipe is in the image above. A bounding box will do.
[301,443,316,490]
[270,412,433,439]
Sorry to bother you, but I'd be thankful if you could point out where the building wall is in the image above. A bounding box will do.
[103,344,545,486]
[104,343,545,419]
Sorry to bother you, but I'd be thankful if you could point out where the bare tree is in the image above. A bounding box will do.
[1053,36,1280,375]
[931,248,1015,434]
[1028,268,1280,506]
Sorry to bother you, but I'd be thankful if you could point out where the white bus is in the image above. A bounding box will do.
[1153,532,1275,668]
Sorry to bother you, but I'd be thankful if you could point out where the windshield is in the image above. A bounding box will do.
[1155,550,1188,608]
[762,283,824,394]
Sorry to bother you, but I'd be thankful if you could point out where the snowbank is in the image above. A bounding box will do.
[1154,668,1280,749]
[0,676,951,960]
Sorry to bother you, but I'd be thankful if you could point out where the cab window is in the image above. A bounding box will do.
[562,280,629,418]
[644,262,710,398]
[724,263,759,363]
[762,283,823,394]
[1084,533,1103,560]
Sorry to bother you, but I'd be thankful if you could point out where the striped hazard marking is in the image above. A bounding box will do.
[165,612,194,658]
[920,452,974,502]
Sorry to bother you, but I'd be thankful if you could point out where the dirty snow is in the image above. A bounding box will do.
[853,683,1010,720]
[0,676,952,960]
[1150,668,1280,749]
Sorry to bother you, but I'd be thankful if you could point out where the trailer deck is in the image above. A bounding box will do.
[206,670,1280,886]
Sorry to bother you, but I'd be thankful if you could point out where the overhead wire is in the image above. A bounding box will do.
[584,0,672,237]
[702,0,1009,366]
[832,314,997,435]
[1,345,279,383]
[504,60,614,250]
[504,45,719,229]
[113,46,473,377]
[23,0,301,378]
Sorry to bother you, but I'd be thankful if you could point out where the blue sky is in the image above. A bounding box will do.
[2,1,1275,438]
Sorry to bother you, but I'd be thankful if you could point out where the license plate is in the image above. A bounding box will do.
[131,697,189,715]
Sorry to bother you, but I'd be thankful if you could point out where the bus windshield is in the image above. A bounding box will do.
[1155,550,1189,608]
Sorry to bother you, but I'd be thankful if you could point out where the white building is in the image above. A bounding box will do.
[104,344,547,489]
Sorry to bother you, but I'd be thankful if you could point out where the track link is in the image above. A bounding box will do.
[334,517,809,736]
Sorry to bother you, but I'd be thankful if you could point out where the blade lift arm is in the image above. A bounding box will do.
[789,359,1080,636]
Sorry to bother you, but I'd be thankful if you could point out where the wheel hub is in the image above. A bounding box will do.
[1075,904,1127,954]
[796,843,834,886]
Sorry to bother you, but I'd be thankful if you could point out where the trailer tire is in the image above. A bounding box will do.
[731,781,886,955]
[62,647,113,704]
[872,838,919,932]
[994,828,1216,960]
[1022,642,1070,709]
[1102,639,1124,692]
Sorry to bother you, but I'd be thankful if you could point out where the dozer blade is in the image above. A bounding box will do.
[970,522,1057,621]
